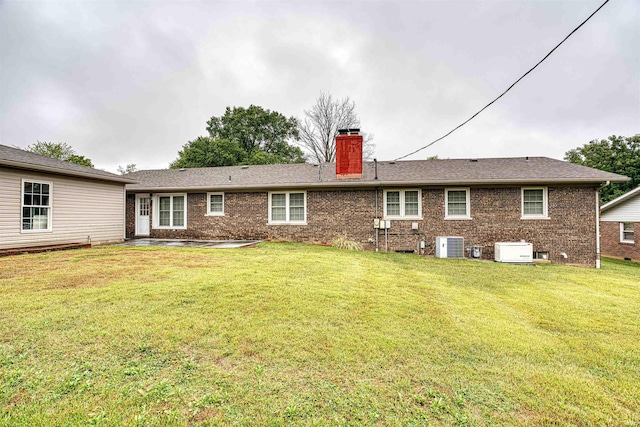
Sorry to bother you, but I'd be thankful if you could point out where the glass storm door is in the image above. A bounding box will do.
[135,194,151,236]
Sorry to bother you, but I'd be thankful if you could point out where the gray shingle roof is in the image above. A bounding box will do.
[124,157,628,192]
[0,144,136,183]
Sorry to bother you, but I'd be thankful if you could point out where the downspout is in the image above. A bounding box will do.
[374,159,379,252]
[595,181,610,269]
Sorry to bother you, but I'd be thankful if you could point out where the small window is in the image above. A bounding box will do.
[154,194,187,229]
[269,192,306,224]
[522,187,548,219]
[207,193,224,216]
[22,180,52,232]
[533,251,549,260]
[384,189,422,219]
[621,222,634,243]
[445,188,470,219]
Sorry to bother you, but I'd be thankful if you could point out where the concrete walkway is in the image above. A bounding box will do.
[119,239,261,249]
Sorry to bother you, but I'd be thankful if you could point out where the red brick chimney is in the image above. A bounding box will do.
[335,128,363,179]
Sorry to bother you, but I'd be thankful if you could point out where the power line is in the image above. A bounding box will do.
[394,0,611,161]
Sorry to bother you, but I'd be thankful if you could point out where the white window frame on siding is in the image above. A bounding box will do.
[445,188,471,220]
[620,222,634,243]
[206,192,224,216]
[21,179,53,233]
[268,191,307,225]
[521,187,549,219]
[383,189,422,220]
[153,193,187,229]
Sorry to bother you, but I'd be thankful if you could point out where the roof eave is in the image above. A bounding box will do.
[0,159,138,184]
[601,185,640,212]
[126,176,627,193]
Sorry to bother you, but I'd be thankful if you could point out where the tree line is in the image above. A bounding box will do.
[24,93,638,204]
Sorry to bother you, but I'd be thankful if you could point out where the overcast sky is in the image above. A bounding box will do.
[1,0,638,173]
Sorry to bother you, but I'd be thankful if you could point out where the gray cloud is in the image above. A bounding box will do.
[1,0,638,172]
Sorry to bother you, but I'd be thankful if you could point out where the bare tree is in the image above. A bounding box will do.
[298,93,374,163]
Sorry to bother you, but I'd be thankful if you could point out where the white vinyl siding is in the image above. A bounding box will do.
[268,192,306,224]
[601,194,640,222]
[445,188,471,219]
[384,189,421,219]
[154,194,187,229]
[521,187,549,219]
[0,168,126,250]
[621,222,634,243]
[207,193,224,216]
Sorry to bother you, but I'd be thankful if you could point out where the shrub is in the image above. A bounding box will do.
[332,236,363,251]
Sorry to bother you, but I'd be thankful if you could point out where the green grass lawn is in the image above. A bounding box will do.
[0,243,638,426]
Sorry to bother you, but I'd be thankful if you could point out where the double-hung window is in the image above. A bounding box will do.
[269,192,306,224]
[207,193,224,216]
[384,189,421,219]
[445,188,470,219]
[22,180,52,232]
[621,222,634,243]
[521,187,548,219]
[154,194,187,229]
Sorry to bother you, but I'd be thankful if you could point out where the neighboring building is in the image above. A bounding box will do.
[600,186,640,262]
[0,144,136,252]
[123,131,628,267]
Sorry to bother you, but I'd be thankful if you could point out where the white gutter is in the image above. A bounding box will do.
[126,177,627,193]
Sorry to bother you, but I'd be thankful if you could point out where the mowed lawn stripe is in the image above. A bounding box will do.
[1,243,638,426]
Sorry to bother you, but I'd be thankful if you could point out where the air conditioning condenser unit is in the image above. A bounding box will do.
[435,236,464,259]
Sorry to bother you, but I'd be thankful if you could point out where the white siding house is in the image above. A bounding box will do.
[600,186,640,262]
[601,187,640,223]
[0,144,136,251]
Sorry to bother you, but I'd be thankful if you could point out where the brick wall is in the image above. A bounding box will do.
[600,221,639,262]
[125,194,135,238]
[126,185,599,267]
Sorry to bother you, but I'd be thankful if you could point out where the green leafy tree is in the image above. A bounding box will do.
[26,141,94,167]
[172,106,305,168]
[171,137,248,168]
[565,134,640,203]
[117,163,138,175]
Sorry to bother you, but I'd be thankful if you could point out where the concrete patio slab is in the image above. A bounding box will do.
[118,239,261,248]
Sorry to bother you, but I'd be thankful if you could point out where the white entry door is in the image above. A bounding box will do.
[135,194,151,236]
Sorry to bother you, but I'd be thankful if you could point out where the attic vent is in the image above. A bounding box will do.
[241,166,249,169]
[470,159,478,162]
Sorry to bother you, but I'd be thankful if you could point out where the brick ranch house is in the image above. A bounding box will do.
[123,131,628,267]
[600,186,640,262]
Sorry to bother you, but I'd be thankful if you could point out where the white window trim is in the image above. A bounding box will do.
[268,191,307,225]
[444,188,471,220]
[206,192,225,216]
[21,179,52,233]
[383,189,422,220]
[153,193,187,230]
[620,222,634,243]
[521,187,549,220]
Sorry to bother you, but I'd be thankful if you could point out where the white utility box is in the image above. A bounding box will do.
[494,242,533,263]
[435,236,464,258]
